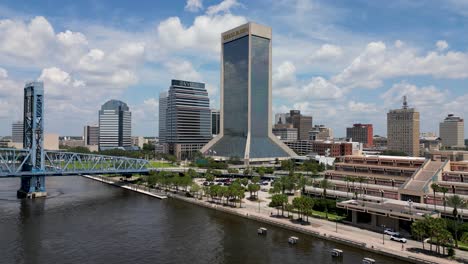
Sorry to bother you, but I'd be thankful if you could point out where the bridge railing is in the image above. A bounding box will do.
[0,148,149,177]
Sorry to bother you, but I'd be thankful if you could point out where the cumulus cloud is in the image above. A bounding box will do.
[311,44,342,60]
[164,60,201,81]
[436,40,449,51]
[185,0,203,12]
[332,41,468,89]
[206,0,241,15]
[156,13,246,54]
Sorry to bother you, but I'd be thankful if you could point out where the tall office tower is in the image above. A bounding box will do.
[346,123,373,148]
[275,113,290,125]
[84,124,99,145]
[98,100,132,151]
[158,91,168,143]
[201,22,295,163]
[211,109,220,136]
[440,114,465,148]
[309,125,333,141]
[163,80,211,159]
[288,110,313,140]
[387,96,420,156]
[12,121,24,143]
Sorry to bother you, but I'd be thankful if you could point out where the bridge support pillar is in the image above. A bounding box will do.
[17,176,47,198]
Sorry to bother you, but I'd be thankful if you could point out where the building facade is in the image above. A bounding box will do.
[162,80,212,160]
[272,127,298,141]
[287,110,312,140]
[346,124,373,148]
[275,113,290,125]
[12,121,23,143]
[309,125,333,141]
[211,109,220,136]
[284,140,353,157]
[158,92,168,143]
[98,100,131,150]
[387,97,420,157]
[439,114,465,148]
[84,125,99,146]
[201,22,295,163]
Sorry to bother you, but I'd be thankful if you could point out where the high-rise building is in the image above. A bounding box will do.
[440,114,465,148]
[201,22,295,163]
[162,80,212,160]
[309,125,333,141]
[387,96,420,156]
[98,100,131,151]
[158,91,168,143]
[346,123,373,148]
[11,121,23,143]
[275,113,290,125]
[287,110,312,140]
[84,124,99,146]
[211,109,220,136]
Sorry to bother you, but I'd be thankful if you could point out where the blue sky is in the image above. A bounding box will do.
[0,0,467,138]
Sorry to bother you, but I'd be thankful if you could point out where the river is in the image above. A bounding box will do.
[0,176,408,264]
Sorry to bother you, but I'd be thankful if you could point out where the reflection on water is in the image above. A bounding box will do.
[0,177,408,264]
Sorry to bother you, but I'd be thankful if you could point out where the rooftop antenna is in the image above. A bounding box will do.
[402,95,408,109]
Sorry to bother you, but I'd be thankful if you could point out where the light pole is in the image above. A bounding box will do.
[408,199,413,216]
[335,220,338,233]
[258,199,261,213]
[381,224,386,245]
[424,195,428,211]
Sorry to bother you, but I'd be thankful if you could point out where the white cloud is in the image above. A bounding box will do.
[311,44,342,60]
[333,41,468,90]
[206,0,241,15]
[0,67,7,78]
[164,60,201,81]
[436,40,449,51]
[348,101,377,112]
[185,0,203,12]
[156,13,246,54]
[381,81,447,108]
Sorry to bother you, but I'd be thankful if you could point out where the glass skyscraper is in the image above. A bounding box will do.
[160,80,211,159]
[98,100,132,150]
[201,22,295,162]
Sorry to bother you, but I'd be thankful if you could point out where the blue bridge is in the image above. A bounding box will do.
[0,82,148,198]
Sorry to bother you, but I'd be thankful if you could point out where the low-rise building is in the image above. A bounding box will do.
[309,125,333,141]
[284,140,353,157]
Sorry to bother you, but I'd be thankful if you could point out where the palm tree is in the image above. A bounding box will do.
[357,177,366,199]
[447,194,465,248]
[439,186,449,217]
[430,183,439,211]
[320,179,333,219]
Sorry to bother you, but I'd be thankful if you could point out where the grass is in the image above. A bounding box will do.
[149,161,175,168]
[457,241,468,251]
[310,210,346,221]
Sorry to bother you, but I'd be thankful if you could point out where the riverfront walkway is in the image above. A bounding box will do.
[82,175,167,199]
[172,189,466,264]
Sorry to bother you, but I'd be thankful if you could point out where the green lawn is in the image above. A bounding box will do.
[149,161,175,168]
[310,210,346,221]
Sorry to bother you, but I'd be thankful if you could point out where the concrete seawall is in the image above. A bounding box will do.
[82,175,167,199]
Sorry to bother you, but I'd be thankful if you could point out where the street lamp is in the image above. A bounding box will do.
[381,224,386,245]
[380,190,384,204]
[424,195,428,211]
[408,199,413,216]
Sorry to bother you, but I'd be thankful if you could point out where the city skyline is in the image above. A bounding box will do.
[0,0,468,138]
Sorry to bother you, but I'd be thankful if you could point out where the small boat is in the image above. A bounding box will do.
[331,249,343,257]
[257,227,267,235]
[362,257,376,264]
[288,236,299,244]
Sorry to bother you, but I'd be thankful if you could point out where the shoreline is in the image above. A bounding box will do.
[81,175,457,264]
[82,175,167,199]
[169,194,443,264]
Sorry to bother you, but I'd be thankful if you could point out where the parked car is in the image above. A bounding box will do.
[390,234,407,243]
[384,228,399,236]
[203,181,210,186]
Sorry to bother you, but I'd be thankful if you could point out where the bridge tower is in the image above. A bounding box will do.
[17,82,46,198]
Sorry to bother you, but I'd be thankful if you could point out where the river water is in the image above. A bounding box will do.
[0,176,408,264]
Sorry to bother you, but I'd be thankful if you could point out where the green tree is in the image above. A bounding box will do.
[205,173,215,182]
[269,194,288,216]
[439,186,449,216]
[191,183,201,198]
[248,183,260,199]
[243,167,251,176]
[240,178,249,187]
[252,176,261,184]
[447,195,466,247]
[319,179,333,219]
[186,168,198,179]
[431,183,439,211]
[257,166,266,177]
[412,218,428,250]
